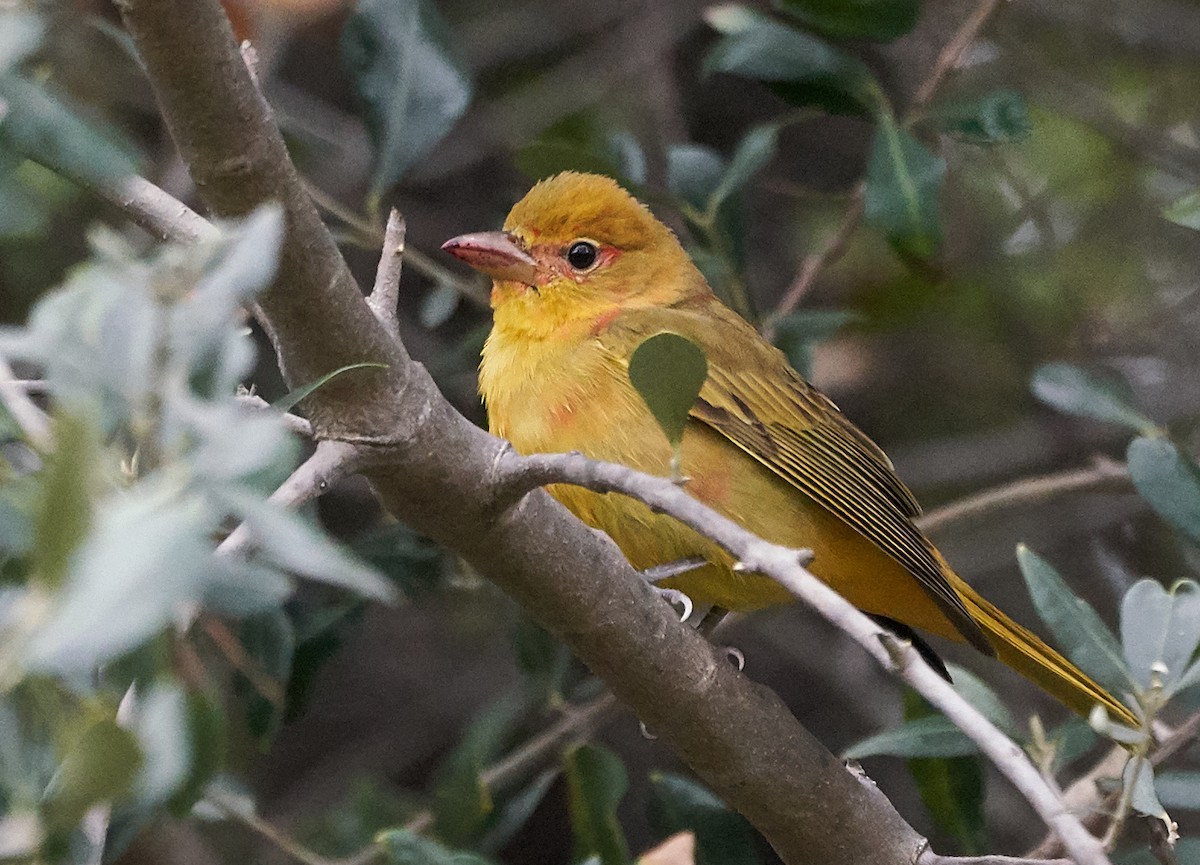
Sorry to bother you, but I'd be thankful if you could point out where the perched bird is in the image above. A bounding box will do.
[443,171,1135,725]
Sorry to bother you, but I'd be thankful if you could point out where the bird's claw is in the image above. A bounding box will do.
[654,587,693,623]
[640,556,707,584]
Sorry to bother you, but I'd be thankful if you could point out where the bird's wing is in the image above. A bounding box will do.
[603,301,991,653]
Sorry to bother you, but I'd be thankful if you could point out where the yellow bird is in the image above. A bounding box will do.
[443,171,1135,726]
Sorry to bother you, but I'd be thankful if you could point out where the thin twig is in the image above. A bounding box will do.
[496,449,1111,865]
[367,210,406,336]
[0,356,51,450]
[304,181,488,308]
[766,0,1005,331]
[207,792,334,865]
[916,457,1131,535]
[101,175,217,245]
[198,615,286,707]
[398,690,619,838]
[918,853,1071,865]
[235,393,314,438]
[217,439,367,557]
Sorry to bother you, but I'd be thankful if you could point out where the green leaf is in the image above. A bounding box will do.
[215,487,396,602]
[666,144,726,213]
[375,828,497,865]
[1044,716,1098,773]
[909,754,987,854]
[432,696,525,846]
[1127,436,1200,546]
[703,6,881,116]
[706,123,779,217]
[842,715,976,759]
[0,74,138,189]
[272,362,388,414]
[167,691,227,816]
[628,333,708,447]
[0,154,51,239]
[944,663,1018,736]
[1120,579,1200,695]
[515,118,645,187]
[1155,770,1200,810]
[27,482,215,672]
[770,309,857,378]
[43,719,143,829]
[1031,363,1157,433]
[350,522,444,597]
[512,615,571,704]
[129,683,191,809]
[341,0,472,197]
[238,610,295,743]
[1016,544,1133,696]
[563,744,630,865]
[31,412,96,589]
[1164,190,1200,231]
[928,89,1033,145]
[774,0,919,41]
[864,112,945,258]
[1124,758,1170,824]
[646,773,761,865]
[476,769,558,855]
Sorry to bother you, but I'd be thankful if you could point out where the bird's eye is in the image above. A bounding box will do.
[566,240,598,270]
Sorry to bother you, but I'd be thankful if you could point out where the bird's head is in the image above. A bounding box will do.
[442,172,704,327]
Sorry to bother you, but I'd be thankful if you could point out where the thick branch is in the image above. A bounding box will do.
[114,1,928,861]
[114,0,408,439]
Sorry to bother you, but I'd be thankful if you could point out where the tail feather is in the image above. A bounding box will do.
[960,588,1138,727]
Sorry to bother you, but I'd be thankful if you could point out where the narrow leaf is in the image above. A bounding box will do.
[1031,363,1156,433]
[1164,190,1200,231]
[1016,544,1132,695]
[375,828,496,865]
[628,333,708,447]
[774,0,919,41]
[929,89,1032,145]
[216,488,396,602]
[842,715,975,759]
[1155,770,1200,810]
[909,755,987,854]
[706,123,779,216]
[702,6,881,116]
[341,0,472,196]
[272,362,388,414]
[646,773,761,865]
[864,112,945,258]
[0,75,138,188]
[564,744,630,865]
[1127,436,1200,546]
[31,412,96,589]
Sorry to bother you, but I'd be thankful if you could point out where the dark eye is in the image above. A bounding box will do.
[566,240,598,270]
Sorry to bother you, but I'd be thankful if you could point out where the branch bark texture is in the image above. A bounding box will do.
[112,0,928,862]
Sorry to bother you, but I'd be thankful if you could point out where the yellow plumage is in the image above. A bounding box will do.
[448,171,1135,726]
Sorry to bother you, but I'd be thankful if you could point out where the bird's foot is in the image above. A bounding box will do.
[639,557,706,623]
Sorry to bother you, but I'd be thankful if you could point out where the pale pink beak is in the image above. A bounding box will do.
[442,231,539,285]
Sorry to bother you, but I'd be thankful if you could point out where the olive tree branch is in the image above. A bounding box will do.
[494,449,1111,865]
[0,356,51,450]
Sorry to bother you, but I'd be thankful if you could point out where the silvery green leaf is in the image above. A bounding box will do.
[26,482,215,672]
[1120,578,1200,695]
[214,488,396,602]
[0,11,44,72]
[129,683,190,808]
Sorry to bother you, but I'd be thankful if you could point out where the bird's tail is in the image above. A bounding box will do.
[957,584,1138,727]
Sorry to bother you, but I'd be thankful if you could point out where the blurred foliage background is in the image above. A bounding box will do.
[6,0,1200,862]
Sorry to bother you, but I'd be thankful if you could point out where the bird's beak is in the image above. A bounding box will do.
[441,232,539,285]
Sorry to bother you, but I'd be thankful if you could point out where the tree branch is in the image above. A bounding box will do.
[916,457,1132,536]
[113,2,929,861]
[495,451,1111,865]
